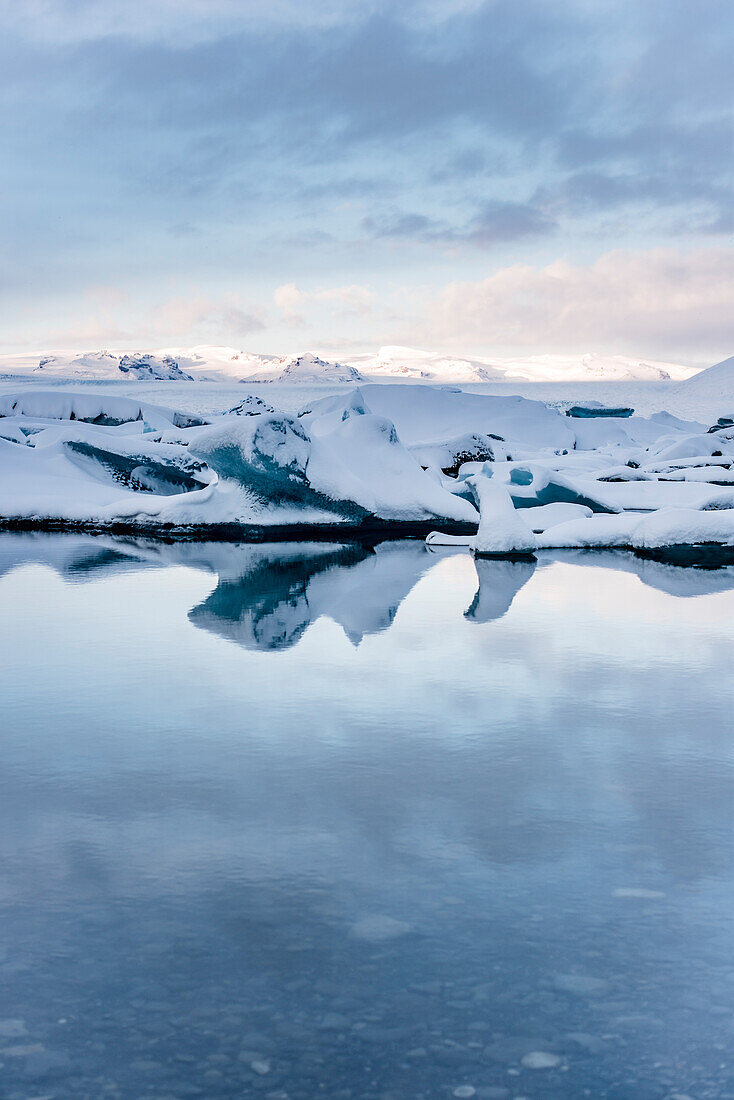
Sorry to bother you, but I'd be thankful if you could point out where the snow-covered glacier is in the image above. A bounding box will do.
[1,380,734,559]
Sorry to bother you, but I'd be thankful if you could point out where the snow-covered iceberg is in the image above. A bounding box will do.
[0,390,207,429]
[2,379,734,556]
[464,475,537,558]
[0,386,477,535]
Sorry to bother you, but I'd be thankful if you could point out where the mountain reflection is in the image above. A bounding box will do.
[1,533,734,653]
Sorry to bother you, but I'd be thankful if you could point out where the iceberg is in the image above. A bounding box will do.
[228,395,275,416]
[0,386,477,535]
[465,475,537,558]
[0,391,206,429]
[2,379,734,557]
[300,384,576,455]
[565,402,634,418]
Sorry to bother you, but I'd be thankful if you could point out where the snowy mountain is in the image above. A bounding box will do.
[342,347,698,383]
[487,351,696,383]
[117,354,193,381]
[159,346,278,381]
[344,346,503,383]
[248,353,365,384]
[0,344,699,384]
[28,350,195,381]
[679,354,734,406]
[34,351,123,379]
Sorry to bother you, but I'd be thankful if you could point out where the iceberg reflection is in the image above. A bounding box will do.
[1,533,734,654]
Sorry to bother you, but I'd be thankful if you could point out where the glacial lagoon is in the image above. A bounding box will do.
[1,533,734,1099]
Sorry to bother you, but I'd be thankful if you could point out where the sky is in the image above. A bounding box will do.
[1,0,733,363]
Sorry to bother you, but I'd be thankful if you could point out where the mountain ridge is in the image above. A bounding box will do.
[0,344,701,384]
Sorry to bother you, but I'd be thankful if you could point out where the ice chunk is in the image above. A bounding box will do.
[520,502,593,532]
[227,394,275,416]
[565,402,633,418]
[189,408,478,525]
[64,440,211,496]
[632,507,734,550]
[426,531,472,547]
[537,513,640,549]
[496,463,621,514]
[650,433,733,462]
[409,431,510,475]
[306,406,478,523]
[465,475,537,557]
[649,410,706,433]
[521,1051,562,1069]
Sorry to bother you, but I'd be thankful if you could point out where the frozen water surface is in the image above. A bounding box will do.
[1,533,734,1099]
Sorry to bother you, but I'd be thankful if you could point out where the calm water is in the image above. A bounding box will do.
[1,533,734,1100]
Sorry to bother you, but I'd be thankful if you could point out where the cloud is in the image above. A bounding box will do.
[1,0,733,353]
[156,295,267,338]
[0,0,488,45]
[426,248,734,359]
[12,290,268,349]
[273,284,306,327]
[363,201,555,247]
[464,201,555,246]
[274,283,373,327]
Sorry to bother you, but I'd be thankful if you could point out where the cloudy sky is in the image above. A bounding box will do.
[1,0,732,362]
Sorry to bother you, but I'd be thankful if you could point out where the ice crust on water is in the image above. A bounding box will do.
[2,377,734,551]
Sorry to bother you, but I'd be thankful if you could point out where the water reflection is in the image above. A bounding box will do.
[3,532,734,653]
[1,531,734,1097]
[464,557,536,622]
